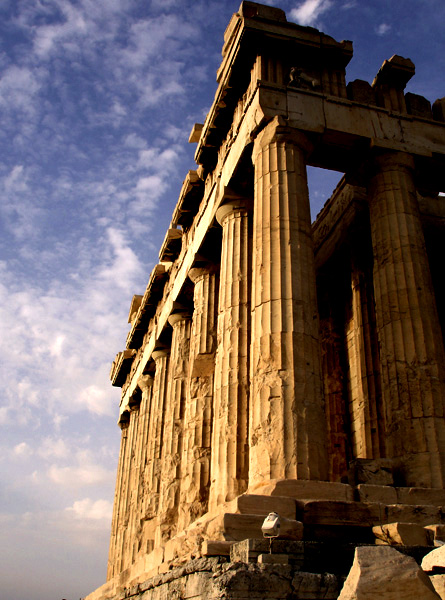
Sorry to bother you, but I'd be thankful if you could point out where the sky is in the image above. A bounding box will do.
[0,1,444,599]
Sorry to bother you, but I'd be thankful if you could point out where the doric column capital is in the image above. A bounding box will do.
[152,347,170,362]
[188,264,218,285]
[118,410,130,430]
[137,374,154,391]
[168,310,192,328]
[252,116,313,163]
[216,199,251,226]
[369,150,415,177]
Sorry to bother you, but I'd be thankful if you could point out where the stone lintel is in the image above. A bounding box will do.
[282,87,445,161]
[158,227,183,262]
[126,264,168,350]
[171,170,203,229]
[188,123,203,144]
[372,54,415,89]
[128,294,143,324]
[110,349,136,387]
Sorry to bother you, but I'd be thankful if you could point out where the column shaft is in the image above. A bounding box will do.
[346,263,384,460]
[119,407,138,572]
[144,350,169,533]
[157,314,191,543]
[107,415,129,580]
[250,118,328,484]
[132,376,154,560]
[178,267,218,530]
[209,200,251,509]
[368,152,445,487]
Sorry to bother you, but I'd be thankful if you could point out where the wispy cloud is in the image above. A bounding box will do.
[376,22,391,36]
[289,0,333,26]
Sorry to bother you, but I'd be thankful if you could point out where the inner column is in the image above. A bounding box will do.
[177,265,218,529]
[156,312,191,543]
[368,151,445,487]
[209,199,251,510]
[250,117,328,485]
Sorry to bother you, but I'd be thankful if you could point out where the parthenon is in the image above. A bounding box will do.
[86,2,445,599]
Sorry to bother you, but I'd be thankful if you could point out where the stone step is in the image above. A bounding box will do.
[296,499,445,528]
[206,513,303,542]
[225,493,297,519]
[229,538,434,578]
[249,478,354,501]
[357,484,445,506]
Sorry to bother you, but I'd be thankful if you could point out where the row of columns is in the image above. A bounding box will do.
[109,118,445,577]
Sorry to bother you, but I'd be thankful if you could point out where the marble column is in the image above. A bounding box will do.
[177,266,218,530]
[250,117,328,485]
[368,151,445,487]
[145,349,170,526]
[319,308,350,483]
[157,312,191,543]
[346,259,384,461]
[209,199,251,510]
[132,375,154,560]
[107,411,129,580]
[114,406,138,573]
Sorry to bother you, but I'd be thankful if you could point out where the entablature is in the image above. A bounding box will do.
[171,170,204,230]
[126,264,169,351]
[110,349,136,388]
[158,227,183,262]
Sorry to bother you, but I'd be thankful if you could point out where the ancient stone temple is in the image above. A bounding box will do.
[86,3,445,599]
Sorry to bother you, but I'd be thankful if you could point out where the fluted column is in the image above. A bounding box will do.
[112,404,139,573]
[178,266,218,530]
[209,199,251,510]
[250,117,328,485]
[157,312,191,543]
[346,255,384,461]
[107,411,129,580]
[368,151,445,487]
[145,349,169,526]
[132,375,154,559]
[319,309,350,483]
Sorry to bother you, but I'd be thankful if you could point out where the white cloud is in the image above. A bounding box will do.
[66,498,113,520]
[13,442,33,457]
[38,437,69,460]
[48,462,113,487]
[289,0,333,26]
[0,66,41,113]
[376,23,391,36]
[77,385,115,417]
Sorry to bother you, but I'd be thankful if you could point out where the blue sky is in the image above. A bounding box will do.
[0,1,444,599]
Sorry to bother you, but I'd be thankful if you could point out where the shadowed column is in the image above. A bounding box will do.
[156,313,191,543]
[144,348,170,535]
[107,411,129,579]
[132,375,154,559]
[178,266,218,530]
[209,199,251,509]
[368,151,445,487]
[249,117,328,485]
